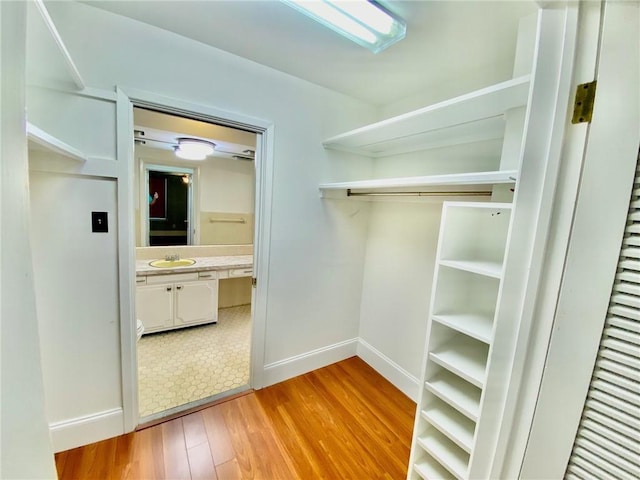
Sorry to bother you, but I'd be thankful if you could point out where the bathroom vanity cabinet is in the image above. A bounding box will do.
[135,271,219,333]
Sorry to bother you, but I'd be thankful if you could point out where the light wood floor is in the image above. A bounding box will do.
[55,356,416,479]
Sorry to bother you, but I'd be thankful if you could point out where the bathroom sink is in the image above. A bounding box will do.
[148,259,196,268]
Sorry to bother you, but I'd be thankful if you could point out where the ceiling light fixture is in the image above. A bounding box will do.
[281,0,406,54]
[174,138,215,160]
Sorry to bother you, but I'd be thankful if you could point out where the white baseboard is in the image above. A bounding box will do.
[262,337,358,387]
[49,408,124,453]
[357,338,420,402]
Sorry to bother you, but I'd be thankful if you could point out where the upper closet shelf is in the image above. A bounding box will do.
[323,75,531,157]
[319,170,517,194]
[27,122,87,162]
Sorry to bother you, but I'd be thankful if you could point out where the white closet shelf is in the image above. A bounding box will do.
[425,372,481,422]
[414,455,456,480]
[417,428,469,480]
[319,170,517,194]
[323,76,530,157]
[421,403,476,453]
[439,259,503,279]
[27,122,87,162]
[432,313,494,344]
[429,337,489,389]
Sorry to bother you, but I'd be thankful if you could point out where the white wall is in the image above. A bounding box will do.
[356,142,503,399]
[0,2,57,477]
[24,0,375,450]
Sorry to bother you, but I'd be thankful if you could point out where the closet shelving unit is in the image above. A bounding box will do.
[412,202,512,480]
[320,50,534,479]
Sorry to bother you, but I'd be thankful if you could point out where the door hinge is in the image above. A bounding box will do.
[572,81,597,124]
[251,277,257,287]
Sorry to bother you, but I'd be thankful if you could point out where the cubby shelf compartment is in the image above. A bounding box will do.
[421,401,476,453]
[414,454,456,480]
[438,260,503,279]
[432,314,494,344]
[429,336,489,389]
[425,372,482,422]
[27,122,87,162]
[322,75,530,157]
[318,170,517,193]
[416,428,469,480]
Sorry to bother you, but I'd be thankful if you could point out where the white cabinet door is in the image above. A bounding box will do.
[136,284,174,333]
[174,280,218,327]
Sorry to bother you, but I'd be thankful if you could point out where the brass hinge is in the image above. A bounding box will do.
[572,81,597,124]
[251,277,257,287]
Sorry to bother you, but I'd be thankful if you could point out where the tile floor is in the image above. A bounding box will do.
[137,304,251,418]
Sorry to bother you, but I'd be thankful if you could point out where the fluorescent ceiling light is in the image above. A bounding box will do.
[174,138,215,160]
[282,0,406,54]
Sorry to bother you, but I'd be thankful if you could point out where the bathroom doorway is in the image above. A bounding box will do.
[131,105,258,424]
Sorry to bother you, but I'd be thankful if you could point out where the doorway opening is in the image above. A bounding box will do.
[132,105,258,424]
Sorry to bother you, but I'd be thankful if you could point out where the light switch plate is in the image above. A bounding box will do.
[92,211,108,233]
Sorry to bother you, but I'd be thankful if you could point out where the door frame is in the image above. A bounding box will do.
[116,87,274,432]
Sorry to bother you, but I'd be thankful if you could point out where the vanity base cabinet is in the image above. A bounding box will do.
[174,280,218,327]
[136,272,219,334]
[135,284,174,332]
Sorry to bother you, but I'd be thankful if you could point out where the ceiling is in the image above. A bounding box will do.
[83,0,538,106]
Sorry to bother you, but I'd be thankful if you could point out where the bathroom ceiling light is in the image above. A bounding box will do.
[174,138,215,160]
[281,0,406,54]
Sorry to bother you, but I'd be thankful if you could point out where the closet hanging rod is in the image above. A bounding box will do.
[346,189,492,197]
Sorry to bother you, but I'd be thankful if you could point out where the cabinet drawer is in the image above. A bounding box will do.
[135,276,147,286]
[145,272,199,285]
[197,271,218,280]
[229,267,253,278]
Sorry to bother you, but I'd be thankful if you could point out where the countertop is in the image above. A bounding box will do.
[136,255,253,277]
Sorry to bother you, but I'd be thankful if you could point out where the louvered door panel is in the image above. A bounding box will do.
[565,163,640,480]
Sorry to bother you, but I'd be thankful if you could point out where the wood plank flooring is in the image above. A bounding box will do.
[55,357,416,479]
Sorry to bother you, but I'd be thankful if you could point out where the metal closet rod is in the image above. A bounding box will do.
[346,189,492,197]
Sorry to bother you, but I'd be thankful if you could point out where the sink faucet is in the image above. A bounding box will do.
[165,254,180,261]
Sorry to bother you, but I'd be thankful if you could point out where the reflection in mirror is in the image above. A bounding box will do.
[147,166,193,246]
[133,107,257,247]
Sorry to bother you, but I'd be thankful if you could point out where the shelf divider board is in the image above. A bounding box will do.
[414,454,456,480]
[319,170,517,192]
[27,122,87,162]
[425,372,482,422]
[432,313,494,344]
[417,427,469,480]
[438,260,503,279]
[429,337,489,389]
[322,75,530,157]
[421,402,476,453]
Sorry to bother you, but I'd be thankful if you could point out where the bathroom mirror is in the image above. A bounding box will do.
[133,107,257,247]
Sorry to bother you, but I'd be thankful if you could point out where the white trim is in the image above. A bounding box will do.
[49,408,124,453]
[262,338,359,387]
[356,339,420,401]
[116,87,138,433]
[117,87,274,430]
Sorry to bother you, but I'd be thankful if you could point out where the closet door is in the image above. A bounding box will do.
[564,158,640,480]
